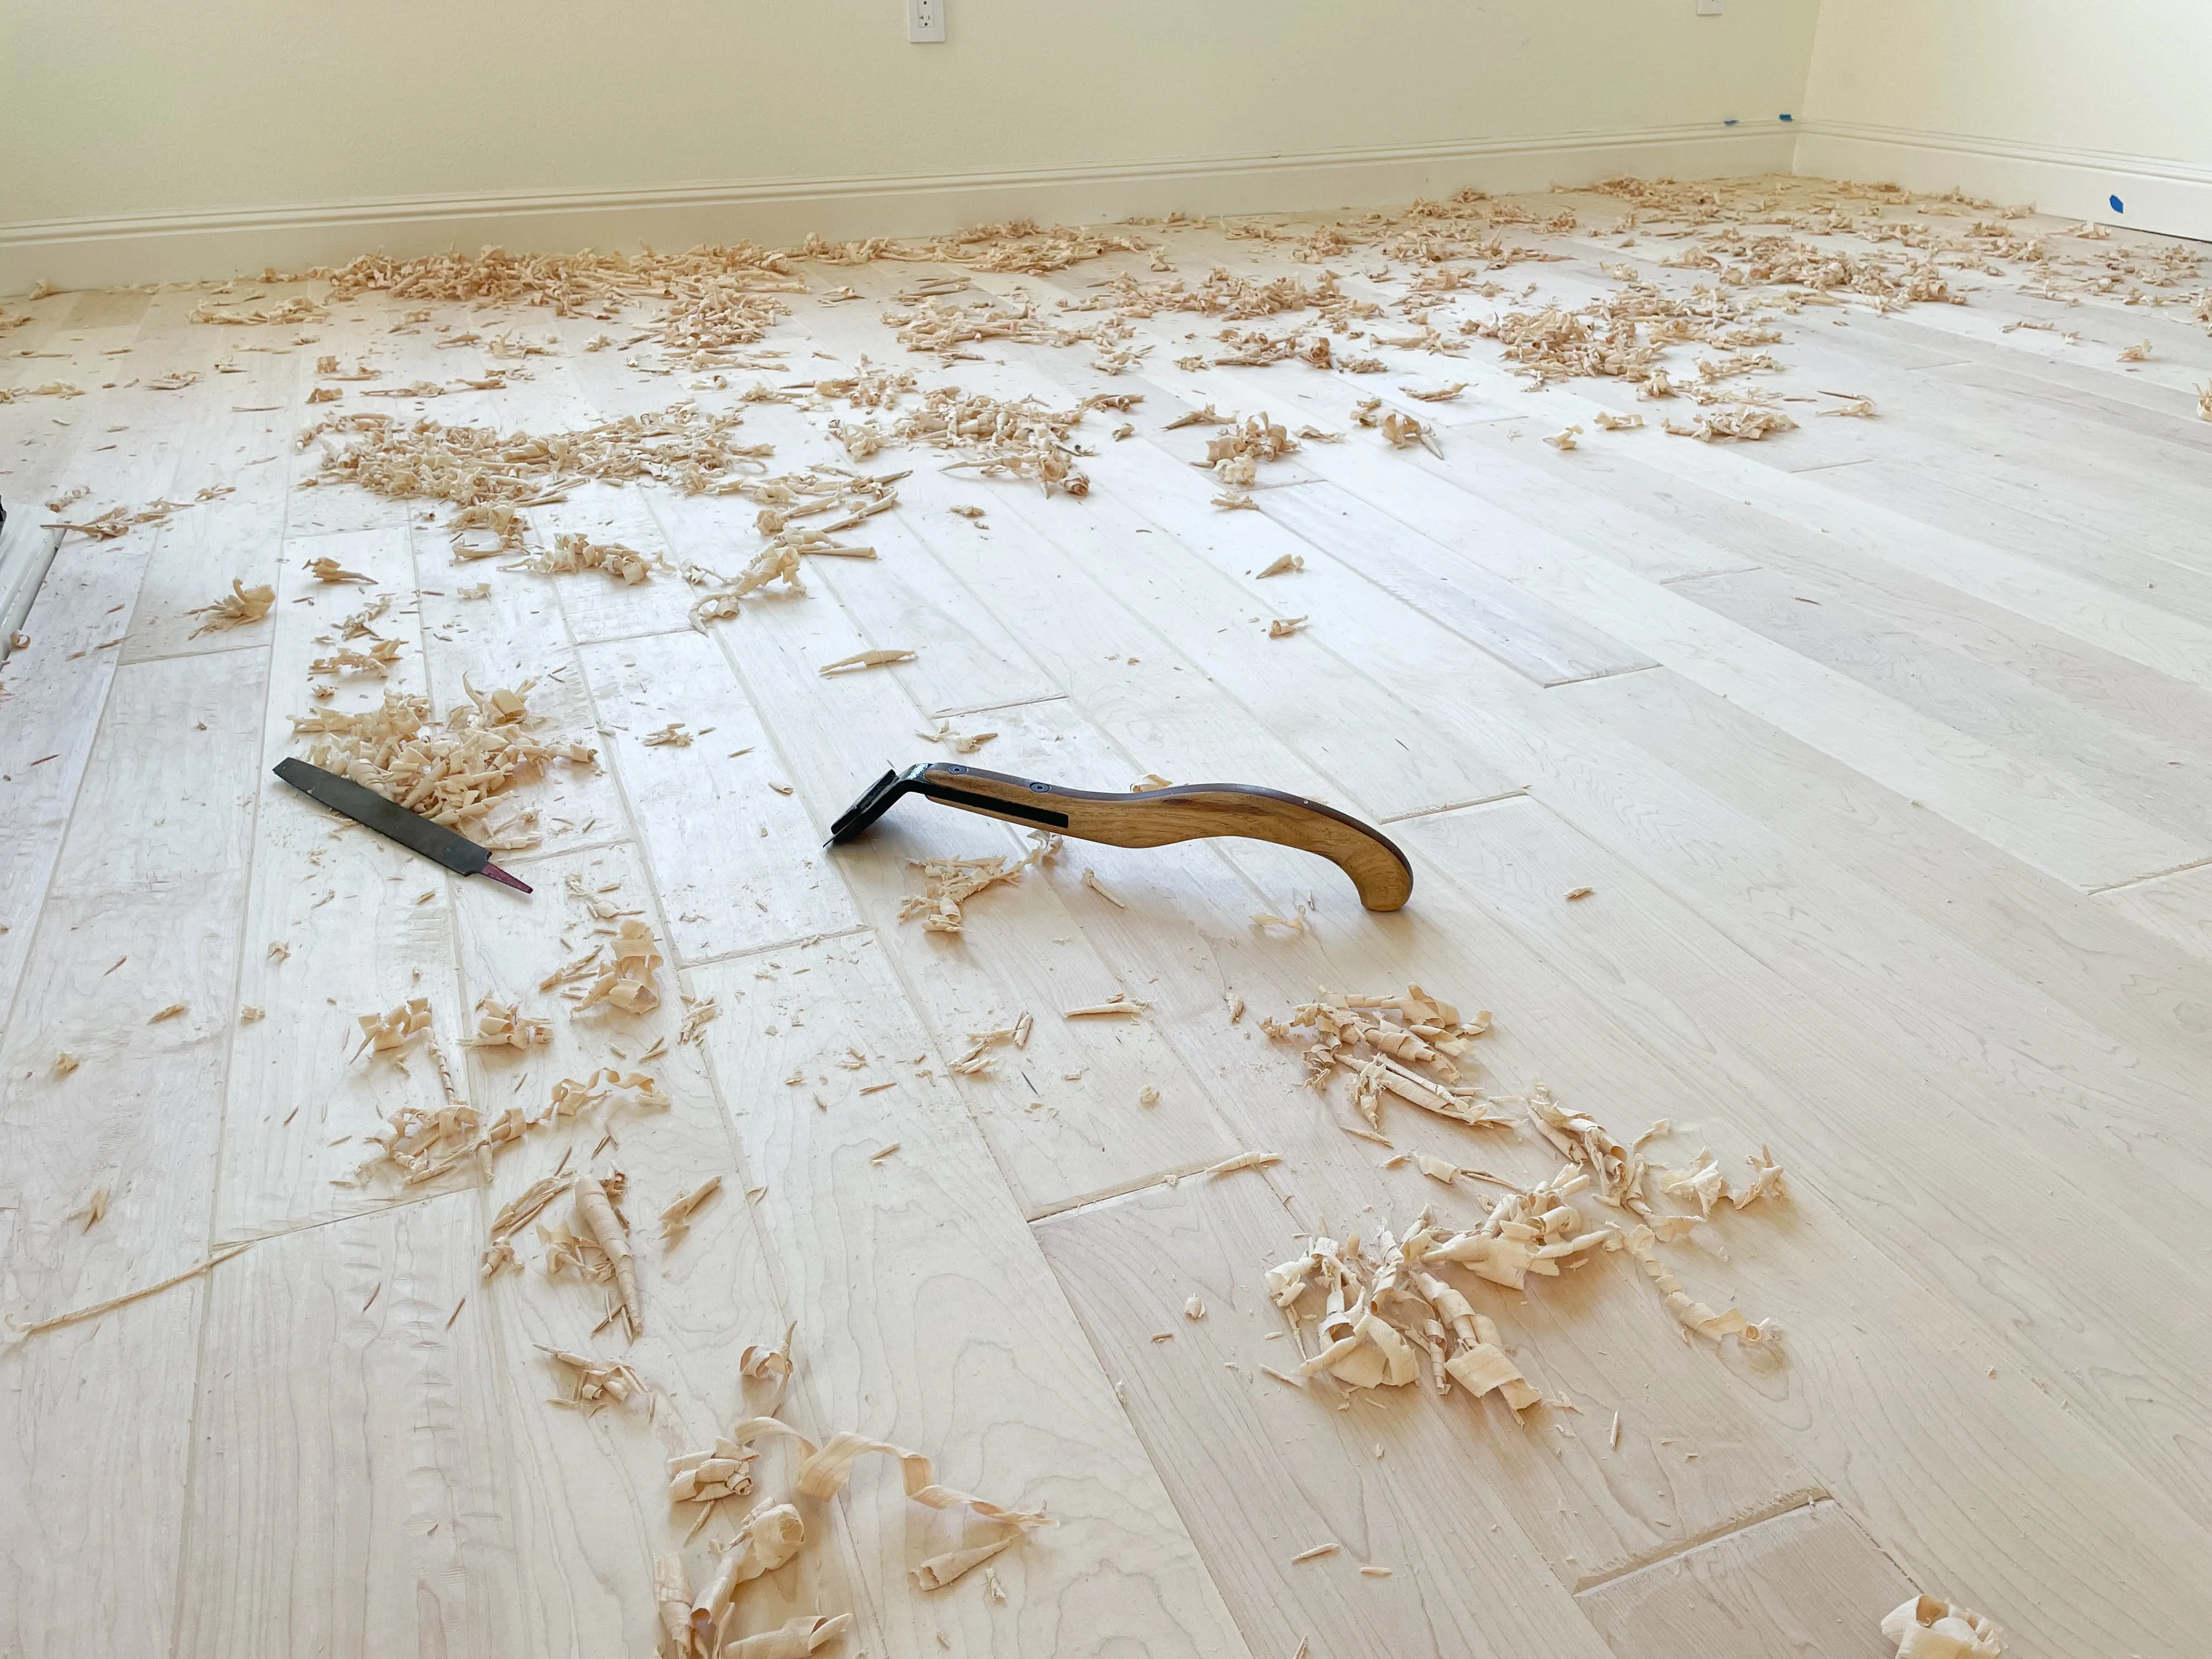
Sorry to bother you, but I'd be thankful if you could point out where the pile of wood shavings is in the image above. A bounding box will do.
[885,386,1138,497]
[899,836,1059,934]
[289,681,595,848]
[297,404,776,513]
[1261,986,1784,1419]
[189,579,275,636]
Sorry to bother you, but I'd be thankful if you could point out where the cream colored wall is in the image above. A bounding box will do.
[1803,0,2212,164]
[3,0,1818,227]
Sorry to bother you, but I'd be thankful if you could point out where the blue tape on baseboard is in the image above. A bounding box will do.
[2110,194,2126,213]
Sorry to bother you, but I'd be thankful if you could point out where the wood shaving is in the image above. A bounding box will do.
[659,1177,724,1246]
[1138,1085,1160,1107]
[520,532,667,585]
[723,1615,854,1658]
[53,1052,78,1077]
[462,997,551,1049]
[818,648,916,675]
[1256,554,1304,577]
[644,723,694,747]
[1663,405,1798,442]
[1205,1150,1280,1177]
[1881,1595,2006,1658]
[355,996,432,1063]
[307,555,373,583]
[189,578,276,635]
[308,639,403,678]
[899,837,1055,933]
[1064,992,1147,1018]
[1544,426,1582,451]
[70,1186,110,1230]
[1131,774,1172,792]
[1267,616,1307,638]
[1081,868,1127,908]
[574,1172,641,1335]
[679,995,720,1043]
[668,1434,761,1505]
[1623,1223,1773,1345]
[541,1346,648,1413]
[8,1240,251,1338]
[1291,1543,1339,1564]
[1593,410,1644,431]
[1565,886,1594,901]
[578,918,664,1014]
[2117,339,2152,362]
[1184,1296,1206,1320]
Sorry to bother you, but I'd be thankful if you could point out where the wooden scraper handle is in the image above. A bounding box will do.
[915,763,1412,911]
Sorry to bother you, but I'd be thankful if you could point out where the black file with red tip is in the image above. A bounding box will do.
[273,757,533,893]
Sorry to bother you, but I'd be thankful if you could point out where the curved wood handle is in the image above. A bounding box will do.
[918,764,1412,911]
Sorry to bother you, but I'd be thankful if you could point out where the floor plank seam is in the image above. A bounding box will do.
[927,690,1071,720]
[114,636,270,670]
[2086,852,2212,896]
[1567,1487,1832,1596]
[1025,1156,1278,1226]
[674,921,878,972]
[1539,660,1662,690]
[1378,787,1529,824]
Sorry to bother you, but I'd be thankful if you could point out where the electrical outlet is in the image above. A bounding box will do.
[907,0,945,43]
[1697,0,1724,13]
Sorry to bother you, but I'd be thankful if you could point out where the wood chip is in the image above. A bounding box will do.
[1081,867,1127,908]
[1290,1542,1339,1564]
[1565,886,1594,901]
[1267,616,1307,638]
[1205,1150,1280,1177]
[658,1176,724,1246]
[1256,554,1304,577]
[818,648,916,675]
[148,1003,187,1024]
[53,1052,78,1077]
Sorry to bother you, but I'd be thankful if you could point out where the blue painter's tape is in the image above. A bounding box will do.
[2110,194,2126,213]
[1724,117,1739,126]
[1779,112,1793,121]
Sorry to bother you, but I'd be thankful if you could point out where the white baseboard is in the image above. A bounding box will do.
[0,123,1793,294]
[1796,120,2212,243]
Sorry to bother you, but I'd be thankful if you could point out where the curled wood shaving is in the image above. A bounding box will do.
[53,1052,79,1077]
[189,579,276,636]
[1881,1594,2006,1658]
[644,723,694,747]
[1624,1223,1774,1345]
[668,1434,761,1505]
[190,295,326,326]
[2117,339,2152,362]
[307,555,373,583]
[1256,554,1304,577]
[462,997,551,1049]
[356,996,432,1063]
[1267,616,1307,639]
[740,1327,796,1414]
[574,1172,641,1335]
[484,1175,572,1274]
[578,918,664,1014]
[1544,426,1581,451]
[1593,410,1644,431]
[659,1177,723,1246]
[70,1186,110,1230]
[541,1346,648,1413]
[723,1614,854,1657]
[1820,397,1877,417]
[892,386,1125,496]
[679,995,721,1043]
[655,1556,694,1658]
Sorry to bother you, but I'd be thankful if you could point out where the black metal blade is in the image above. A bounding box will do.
[826,763,928,845]
[274,758,497,879]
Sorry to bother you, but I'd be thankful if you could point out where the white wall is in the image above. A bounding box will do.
[0,0,1820,289]
[1800,0,2212,238]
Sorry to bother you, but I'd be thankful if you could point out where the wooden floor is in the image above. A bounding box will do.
[4,179,2211,1659]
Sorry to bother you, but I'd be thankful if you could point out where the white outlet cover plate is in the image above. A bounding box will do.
[908,0,945,42]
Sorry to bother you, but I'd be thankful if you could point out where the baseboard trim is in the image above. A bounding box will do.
[1795,120,2212,242]
[1,123,1793,292]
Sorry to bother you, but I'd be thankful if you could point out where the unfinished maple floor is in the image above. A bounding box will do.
[5,183,2212,1659]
